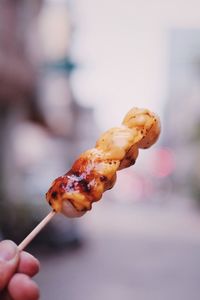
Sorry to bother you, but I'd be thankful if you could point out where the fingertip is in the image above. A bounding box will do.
[0,240,19,291]
[0,240,18,262]
[18,251,40,277]
[8,273,40,300]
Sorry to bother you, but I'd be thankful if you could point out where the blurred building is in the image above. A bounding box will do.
[163,29,200,202]
[0,0,98,247]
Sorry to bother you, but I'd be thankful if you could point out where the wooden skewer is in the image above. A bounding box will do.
[18,210,56,251]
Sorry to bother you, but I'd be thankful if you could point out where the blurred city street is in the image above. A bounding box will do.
[1,1,200,300]
[35,195,200,300]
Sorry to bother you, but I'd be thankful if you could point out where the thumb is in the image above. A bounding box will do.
[0,240,19,291]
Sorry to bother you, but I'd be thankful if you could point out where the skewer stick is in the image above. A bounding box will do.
[18,210,56,251]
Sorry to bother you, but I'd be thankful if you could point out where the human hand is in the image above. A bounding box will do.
[0,240,40,300]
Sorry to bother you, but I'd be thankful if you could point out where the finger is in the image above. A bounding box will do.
[17,252,40,277]
[0,240,19,291]
[8,273,39,300]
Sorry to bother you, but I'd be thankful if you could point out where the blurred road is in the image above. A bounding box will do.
[35,198,200,300]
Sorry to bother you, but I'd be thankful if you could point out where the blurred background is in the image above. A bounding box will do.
[0,0,200,299]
